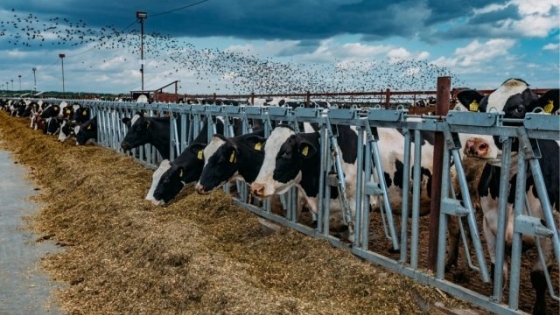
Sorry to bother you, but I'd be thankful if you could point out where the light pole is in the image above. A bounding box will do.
[18,75,21,91]
[136,11,147,92]
[11,79,13,91]
[59,53,66,93]
[32,68,37,92]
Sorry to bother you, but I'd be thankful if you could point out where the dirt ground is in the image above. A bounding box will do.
[0,111,551,315]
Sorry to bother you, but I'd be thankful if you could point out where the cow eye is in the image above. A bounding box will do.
[281,152,292,160]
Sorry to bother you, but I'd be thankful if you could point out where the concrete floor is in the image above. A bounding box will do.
[0,149,63,315]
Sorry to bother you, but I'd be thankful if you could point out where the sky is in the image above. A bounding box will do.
[0,0,558,96]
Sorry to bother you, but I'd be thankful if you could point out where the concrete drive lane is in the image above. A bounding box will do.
[0,149,63,315]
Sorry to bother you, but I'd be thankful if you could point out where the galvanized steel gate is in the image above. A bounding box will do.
[58,99,560,315]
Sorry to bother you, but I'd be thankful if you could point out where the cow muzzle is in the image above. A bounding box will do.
[194,183,209,195]
[464,138,489,158]
[250,183,267,197]
[151,199,165,206]
[121,142,132,151]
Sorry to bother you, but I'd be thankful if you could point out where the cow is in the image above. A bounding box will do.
[148,118,225,205]
[121,112,178,160]
[58,103,85,142]
[40,101,68,119]
[44,117,62,135]
[456,78,559,315]
[249,122,435,242]
[75,116,98,145]
[194,129,266,194]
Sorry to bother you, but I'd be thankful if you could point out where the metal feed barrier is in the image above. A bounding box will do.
[33,99,560,315]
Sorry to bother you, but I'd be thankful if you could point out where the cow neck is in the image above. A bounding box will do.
[148,118,171,159]
[298,132,322,197]
[234,139,258,183]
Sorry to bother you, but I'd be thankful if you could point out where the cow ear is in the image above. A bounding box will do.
[457,90,484,112]
[297,140,316,159]
[189,142,207,160]
[121,117,131,126]
[228,147,238,163]
[527,89,559,114]
[243,135,266,152]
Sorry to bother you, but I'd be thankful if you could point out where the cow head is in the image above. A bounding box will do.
[71,105,90,124]
[456,79,559,160]
[251,126,317,197]
[58,119,74,142]
[152,142,207,204]
[195,134,265,194]
[75,117,98,145]
[121,111,150,151]
[44,117,61,135]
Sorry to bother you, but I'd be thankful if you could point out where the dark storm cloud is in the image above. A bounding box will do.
[4,0,512,42]
[423,0,509,24]
[469,4,520,24]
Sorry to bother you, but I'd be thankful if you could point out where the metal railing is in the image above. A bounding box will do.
[13,97,560,315]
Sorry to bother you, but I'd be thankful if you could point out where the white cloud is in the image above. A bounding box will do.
[543,43,559,50]
[432,39,516,72]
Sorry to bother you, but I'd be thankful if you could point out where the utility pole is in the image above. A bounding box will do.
[59,53,66,93]
[32,68,37,92]
[136,11,147,92]
[18,74,21,91]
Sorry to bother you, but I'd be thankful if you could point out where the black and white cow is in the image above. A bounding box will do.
[456,78,559,315]
[249,122,435,241]
[58,103,85,142]
[147,118,225,205]
[194,129,266,194]
[251,123,434,205]
[121,112,176,160]
[75,116,98,145]
[40,101,68,119]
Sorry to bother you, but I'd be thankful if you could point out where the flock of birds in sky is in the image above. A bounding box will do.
[1,8,467,95]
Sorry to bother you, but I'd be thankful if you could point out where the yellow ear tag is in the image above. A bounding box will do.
[65,109,71,114]
[179,169,183,177]
[87,125,92,130]
[197,150,204,160]
[254,142,262,151]
[544,100,554,113]
[301,146,309,157]
[229,151,236,163]
[54,106,59,112]
[82,110,87,115]
[469,100,479,112]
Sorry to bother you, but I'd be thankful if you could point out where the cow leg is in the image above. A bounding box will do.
[530,236,553,315]
[446,216,460,270]
[530,269,548,315]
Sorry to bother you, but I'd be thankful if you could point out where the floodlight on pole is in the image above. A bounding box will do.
[32,68,37,92]
[59,53,66,94]
[18,74,21,91]
[11,79,13,91]
[136,11,147,91]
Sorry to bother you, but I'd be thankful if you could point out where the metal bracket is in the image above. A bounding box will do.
[367,109,402,122]
[446,111,498,127]
[364,182,384,196]
[328,108,357,120]
[440,198,470,217]
[295,107,320,118]
[514,215,554,238]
